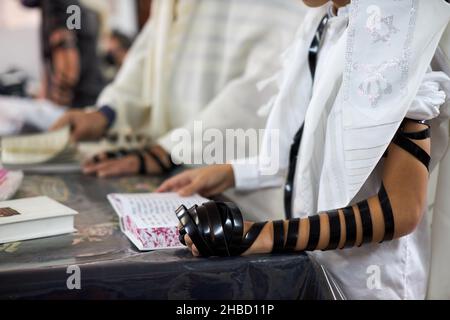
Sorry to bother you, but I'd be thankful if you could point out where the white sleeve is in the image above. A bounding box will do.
[96,19,155,131]
[157,35,288,160]
[406,71,449,120]
[230,157,286,191]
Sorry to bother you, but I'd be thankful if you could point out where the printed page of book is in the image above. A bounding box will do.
[108,193,208,228]
[108,193,208,251]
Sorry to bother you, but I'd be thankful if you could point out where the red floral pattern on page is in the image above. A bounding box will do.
[124,215,182,249]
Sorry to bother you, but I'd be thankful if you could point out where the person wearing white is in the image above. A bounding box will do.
[52,0,306,177]
[159,0,450,300]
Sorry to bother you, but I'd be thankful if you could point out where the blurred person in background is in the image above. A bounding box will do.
[52,0,306,177]
[51,0,307,221]
[102,30,134,82]
[21,0,105,108]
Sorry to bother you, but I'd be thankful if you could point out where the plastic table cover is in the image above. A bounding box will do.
[0,173,345,300]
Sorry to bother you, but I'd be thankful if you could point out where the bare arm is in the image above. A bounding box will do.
[286,120,430,252]
[179,120,432,256]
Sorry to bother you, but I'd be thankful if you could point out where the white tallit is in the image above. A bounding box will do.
[233,0,450,299]
[97,0,306,162]
[296,0,450,215]
[298,0,450,300]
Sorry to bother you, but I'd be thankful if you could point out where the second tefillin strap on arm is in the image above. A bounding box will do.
[178,201,308,257]
[177,120,431,256]
[93,147,181,175]
[175,188,397,256]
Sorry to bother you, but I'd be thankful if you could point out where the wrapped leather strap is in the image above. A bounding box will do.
[239,222,267,255]
[393,133,430,171]
[146,149,172,174]
[176,205,214,256]
[272,220,285,253]
[324,210,341,251]
[177,201,254,257]
[178,227,187,246]
[402,128,430,140]
[378,183,395,242]
[202,202,230,256]
[342,206,357,248]
[216,202,244,255]
[92,148,148,174]
[132,151,148,175]
[284,219,300,252]
[306,215,321,251]
[357,200,373,246]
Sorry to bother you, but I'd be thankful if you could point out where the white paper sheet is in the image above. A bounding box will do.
[107,192,208,250]
[108,193,207,228]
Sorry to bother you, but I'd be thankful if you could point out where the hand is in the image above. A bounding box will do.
[156,164,235,197]
[182,221,274,257]
[83,152,140,178]
[83,145,173,178]
[50,110,108,142]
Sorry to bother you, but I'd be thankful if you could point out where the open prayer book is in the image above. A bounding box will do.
[0,126,81,173]
[108,193,208,251]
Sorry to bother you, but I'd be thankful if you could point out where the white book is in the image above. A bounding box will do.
[0,196,78,244]
[108,193,208,251]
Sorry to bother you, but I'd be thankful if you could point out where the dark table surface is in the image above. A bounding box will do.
[0,173,344,300]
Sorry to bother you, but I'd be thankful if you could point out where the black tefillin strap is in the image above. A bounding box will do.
[176,201,245,257]
[176,179,411,256]
[378,183,395,242]
[392,120,431,172]
[92,147,180,175]
[357,200,373,246]
[177,201,303,256]
[342,206,357,248]
[325,210,341,251]
[284,14,329,219]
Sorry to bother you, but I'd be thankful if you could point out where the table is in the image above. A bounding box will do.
[0,173,345,300]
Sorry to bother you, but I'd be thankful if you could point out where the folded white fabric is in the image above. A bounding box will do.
[0,169,24,201]
[406,71,450,120]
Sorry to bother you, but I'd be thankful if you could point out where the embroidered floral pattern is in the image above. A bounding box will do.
[353,58,402,106]
[366,5,399,43]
